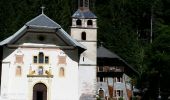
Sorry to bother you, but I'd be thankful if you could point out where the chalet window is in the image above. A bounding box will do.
[45,56,49,64]
[81,32,86,40]
[116,90,123,97]
[115,77,123,82]
[59,67,65,77]
[38,66,43,75]
[39,52,44,63]
[33,56,38,63]
[76,19,82,26]
[87,20,93,26]
[100,77,103,82]
[99,66,103,72]
[16,66,22,76]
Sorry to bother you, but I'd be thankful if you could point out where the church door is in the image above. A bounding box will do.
[33,83,47,100]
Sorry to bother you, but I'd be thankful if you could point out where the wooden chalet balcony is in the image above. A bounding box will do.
[97,71,123,77]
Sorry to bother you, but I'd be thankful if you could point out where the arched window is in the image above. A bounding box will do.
[59,67,65,77]
[38,66,43,75]
[99,88,104,98]
[16,66,22,76]
[81,32,86,40]
[76,19,82,26]
[39,52,44,63]
[87,20,93,26]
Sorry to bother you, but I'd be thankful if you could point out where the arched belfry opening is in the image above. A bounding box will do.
[76,19,82,26]
[87,20,93,26]
[33,83,47,100]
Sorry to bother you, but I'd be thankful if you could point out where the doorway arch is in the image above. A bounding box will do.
[33,83,47,100]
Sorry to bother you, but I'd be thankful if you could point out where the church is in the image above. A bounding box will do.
[0,0,138,100]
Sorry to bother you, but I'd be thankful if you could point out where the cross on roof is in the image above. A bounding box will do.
[100,42,104,47]
[41,6,45,14]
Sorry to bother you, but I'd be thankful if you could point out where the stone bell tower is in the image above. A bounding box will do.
[70,0,97,99]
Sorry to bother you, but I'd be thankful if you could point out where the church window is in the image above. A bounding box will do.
[16,66,22,76]
[33,56,38,63]
[45,56,49,64]
[15,55,23,63]
[39,52,44,63]
[81,32,86,40]
[76,19,82,26]
[38,66,43,75]
[83,57,84,62]
[58,56,66,64]
[59,67,65,77]
[87,20,93,26]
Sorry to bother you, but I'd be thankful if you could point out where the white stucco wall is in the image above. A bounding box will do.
[0,45,79,100]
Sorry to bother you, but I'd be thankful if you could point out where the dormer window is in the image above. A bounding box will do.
[76,19,82,26]
[81,32,86,40]
[87,20,93,26]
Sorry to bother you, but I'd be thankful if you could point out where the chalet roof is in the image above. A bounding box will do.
[72,9,97,19]
[97,46,120,59]
[0,13,86,52]
[97,46,139,76]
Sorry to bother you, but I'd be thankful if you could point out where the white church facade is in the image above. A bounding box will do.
[0,0,138,100]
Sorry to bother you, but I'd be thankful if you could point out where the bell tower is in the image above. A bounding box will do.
[70,0,97,99]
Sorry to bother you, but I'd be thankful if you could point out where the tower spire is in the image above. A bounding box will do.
[78,0,89,10]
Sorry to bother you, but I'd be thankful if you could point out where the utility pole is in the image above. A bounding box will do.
[150,6,153,43]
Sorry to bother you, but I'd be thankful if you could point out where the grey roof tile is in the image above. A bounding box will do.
[97,46,139,75]
[26,14,61,28]
[97,46,120,59]
[72,9,97,19]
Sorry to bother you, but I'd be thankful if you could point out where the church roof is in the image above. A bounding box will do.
[26,13,61,28]
[0,13,86,51]
[72,9,97,19]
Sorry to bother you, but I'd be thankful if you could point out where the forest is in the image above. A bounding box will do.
[0,0,170,99]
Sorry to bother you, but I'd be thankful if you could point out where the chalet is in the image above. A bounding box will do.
[97,45,138,100]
